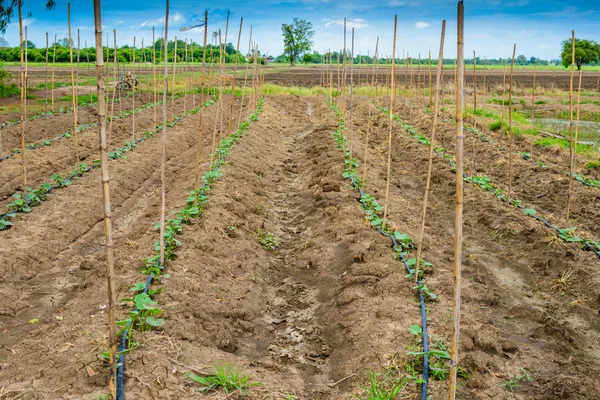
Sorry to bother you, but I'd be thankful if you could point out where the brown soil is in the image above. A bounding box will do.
[1,93,600,400]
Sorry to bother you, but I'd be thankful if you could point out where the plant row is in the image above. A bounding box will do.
[0,91,182,162]
[379,105,600,260]
[111,98,265,398]
[0,96,218,231]
[328,100,449,399]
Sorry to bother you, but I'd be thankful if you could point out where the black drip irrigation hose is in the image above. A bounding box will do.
[0,96,217,226]
[116,98,264,400]
[381,104,600,262]
[327,100,430,400]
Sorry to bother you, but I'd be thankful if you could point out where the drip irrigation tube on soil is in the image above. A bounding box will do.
[380,104,600,261]
[115,98,264,400]
[0,96,218,230]
[0,91,186,162]
[327,99,430,400]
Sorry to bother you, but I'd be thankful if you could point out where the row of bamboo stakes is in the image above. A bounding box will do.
[7,0,588,397]
[321,1,586,398]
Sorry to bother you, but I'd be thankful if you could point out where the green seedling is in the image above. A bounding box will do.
[184,363,258,396]
[257,229,280,252]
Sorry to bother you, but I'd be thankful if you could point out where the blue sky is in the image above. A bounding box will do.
[4,0,600,60]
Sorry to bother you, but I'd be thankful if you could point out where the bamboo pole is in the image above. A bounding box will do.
[566,31,576,221]
[52,34,56,112]
[381,16,397,231]
[227,18,243,134]
[341,18,347,114]
[349,28,355,163]
[414,20,446,285]
[409,56,413,123]
[531,60,537,121]
[194,10,209,192]
[471,50,477,176]
[171,36,177,119]
[68,3,80,163]
[501,59,507,138]
[92,2,117,397]
[76,29,80,108]
[373,38,379,97]
[86,40,92,104]
[183,38,187,114]
[18,0,26,186]
[153,27,157,127]
[220,12,230,138]
[209,31,223,171]
[448,3,464,398]
[417,54,421,110]
[361,102,372,188]
[108,29,117,145]
[483,56,487,102]
[507,44,516,201]
[329,49,333,101]
[238,26,253,127]
[159,0,170,267]
[44,33,48,119]
[132,36,136,141]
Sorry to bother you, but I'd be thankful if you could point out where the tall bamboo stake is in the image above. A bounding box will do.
[507,44,516,201]
[566,31,576,221]
[471,50,477,176]
[183,38,187,114]
[68,3,79,162]
[92,2,117,397]
[381,15,397,231]
[44,32,48,119]
[18,0,26,186]
[52,34,56,111]
[361,102,372,188]
[220,12,230,138]
[86,40,92,104]
[414,20,446,285]
[228,18,243,134]
[349,28,355,163]
[373,38,379,97]
[153,27,157,127]
[159,0,170,267]
[194,10,209,192]
[132,36,136,141]
[531,60,537,121]
[238,26,253,126]
[448,3,464,398]
[417,54,421,110]
[76,29,80,108]
[171,36,177,119]
[341,18,347,113]
[501,59,507,138]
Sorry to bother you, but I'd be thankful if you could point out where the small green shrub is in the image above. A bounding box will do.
[257,229,279,252]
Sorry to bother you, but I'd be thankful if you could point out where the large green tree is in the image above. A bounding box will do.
[281,18,314,66]
[561,38,600,70]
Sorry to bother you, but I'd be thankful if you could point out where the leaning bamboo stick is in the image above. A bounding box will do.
[159,0,170,267]
[566,31,576,221]
[194,10,209,192]
[507,44,517,201]
[414,20,446,285]
[18,1,26,186]
[448,2,464,398]
[92,2,117,396]
[68,3,80,163]
[428,50,432,108]
[227,18,243,134]
[52,34,56,112]
[381,15,397,231]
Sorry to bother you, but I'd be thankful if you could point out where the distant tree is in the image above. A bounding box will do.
[0,37,8,47]
[516,54,528,65]
[0,0,56,34]
[58,37,70,48]
[21,39,34,49]
[281,18,314,66]
[561,38,600,70]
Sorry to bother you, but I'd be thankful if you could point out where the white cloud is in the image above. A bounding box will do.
[414,21,431,29]
[139,12,185,29]
[387,1,420,6]
[324,18,370,29]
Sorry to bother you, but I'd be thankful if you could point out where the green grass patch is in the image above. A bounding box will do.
[184,363,258,396]
[0,83,20,98]
[534,100,547,105]
[535,137,597,157]
[57,94,98,105]
[557,110,600,122]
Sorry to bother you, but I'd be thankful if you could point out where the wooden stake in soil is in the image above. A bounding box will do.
[171,35,177,119]
[448,3,465,398]
[160,0,170,267]
[108,29,117,145]
[566,31,576,221]
[361,102,373,188]
[52,34,56,111]
[414,20,446,285]
[68,3,80,162]
[531,60,537,121]
[132,36,136,141]
[228,18,243,134]
[470,50,477,176]
[238,26,253,127]
[501,59,507,138]
[18,0,26,186]
[507,44,516,201]
[92,2,117,397]
[44,32,49,118]
[428,50,433,108]
[76,29,80,109]
[417,54,421,110]
[153,27,157,127]
[349,28,355,163]
[183,38,187,114]
[86,40,92,104]
[341,18,347,114]
[194,10,209,192]
[381,15,397,231]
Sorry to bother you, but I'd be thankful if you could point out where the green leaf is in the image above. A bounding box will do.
[145,316,165,327]
[408,325,423,336]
